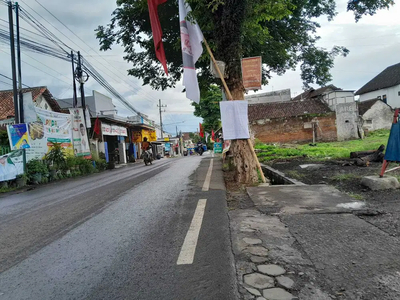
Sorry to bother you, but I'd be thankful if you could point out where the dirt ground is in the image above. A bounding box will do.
[269,158,400,237]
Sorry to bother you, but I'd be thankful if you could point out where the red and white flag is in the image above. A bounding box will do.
[147,0,168,75]
[179,0,203,103]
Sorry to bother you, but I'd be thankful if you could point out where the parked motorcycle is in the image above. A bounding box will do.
[143,150,153,165]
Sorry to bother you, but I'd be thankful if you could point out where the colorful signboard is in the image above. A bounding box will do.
[241,56,262,91]
[69,108,91,158]
[101,123,128,136]
[8,123,30,150]
[8,107,73,161]
[214,142,223,153]
[0,150,25,182]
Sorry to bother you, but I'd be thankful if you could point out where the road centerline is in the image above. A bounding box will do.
[202,159,214,191]
[177,199,207,265]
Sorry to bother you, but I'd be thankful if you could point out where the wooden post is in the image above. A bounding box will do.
[203,38,266,183]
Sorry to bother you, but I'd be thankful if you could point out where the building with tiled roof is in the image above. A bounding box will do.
[0,86,61,121]
[248,98,332,122]
[357,99,393,132]
[356,62,400,108]
[249,98,338,144]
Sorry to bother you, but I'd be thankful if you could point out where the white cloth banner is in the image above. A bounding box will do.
[179,0,203,103]
[220,100,250,140]
[101,123,127,136]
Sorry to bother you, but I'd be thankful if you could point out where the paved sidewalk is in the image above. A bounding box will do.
[229,183,400,300]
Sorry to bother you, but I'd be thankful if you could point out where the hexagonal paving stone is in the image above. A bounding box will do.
[262,288,295,300]
[245,287,261,296]
[258,264,286,276]
[245,246,269,256]
[244,273,275,289]
[243,237,262,245]
[251,256,269,263]
[276,276,294,290]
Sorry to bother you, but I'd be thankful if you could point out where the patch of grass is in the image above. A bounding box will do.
[348,193,364,200]
[256,129,390,162]
[0,185,16,193]
[331,174,360,181]
[286,170,306,180]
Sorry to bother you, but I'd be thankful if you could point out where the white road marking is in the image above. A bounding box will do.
[202,159,214,191]
[177,199,207,265]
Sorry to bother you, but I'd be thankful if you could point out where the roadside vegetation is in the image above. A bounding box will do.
[0,143,109,193]
[255,129,390,162]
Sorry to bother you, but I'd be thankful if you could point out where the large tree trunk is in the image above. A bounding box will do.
[229,87,259,184]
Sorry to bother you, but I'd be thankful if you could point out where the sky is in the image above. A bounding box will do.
[0,0,399,134]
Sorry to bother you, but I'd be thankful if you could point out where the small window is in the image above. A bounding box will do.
[44,103,48,110]
[398,91,400,96]
[377,96,381,99]
[366,120,372,124]
[383,95,387,103]
[345,120,349,123]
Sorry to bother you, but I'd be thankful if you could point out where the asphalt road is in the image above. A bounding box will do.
[0,155,237,300]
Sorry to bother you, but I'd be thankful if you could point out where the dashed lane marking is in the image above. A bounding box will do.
[202,159,213,192]
[177,199,207,265]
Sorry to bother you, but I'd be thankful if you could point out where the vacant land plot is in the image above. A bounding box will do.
[256,129,400,238]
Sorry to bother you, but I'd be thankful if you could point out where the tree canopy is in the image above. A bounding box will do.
[96,0,393,93]
[192,85,222,134]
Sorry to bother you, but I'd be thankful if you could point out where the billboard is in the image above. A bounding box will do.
[8,108,73,161]
[0,150,25,182]
[69,108,91,158]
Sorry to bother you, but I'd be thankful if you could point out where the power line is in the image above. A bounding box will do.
[0,48,71,87]
[0,73,30,88]
[31,0,159,106]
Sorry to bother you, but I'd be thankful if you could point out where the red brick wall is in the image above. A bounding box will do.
[251,113,337,144]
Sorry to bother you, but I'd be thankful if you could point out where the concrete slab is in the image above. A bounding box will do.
[282,213,400,299]
[258,264,286,276]
[247,185,364,214]
[244,273,275,289]
[361,175,400,190]
[262,287,295,300]
[276,276,294,290]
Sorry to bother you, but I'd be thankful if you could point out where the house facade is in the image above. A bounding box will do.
[245,89,291,104]
[293,84,355,111]
[356,62,400,108]
[248,99,338,144]
[58,90,116,117]
[0,86,61,122]
[358,99,393,132]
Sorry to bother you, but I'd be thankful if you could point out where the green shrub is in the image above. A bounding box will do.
[27,159,48,183]
[45,142,66,169]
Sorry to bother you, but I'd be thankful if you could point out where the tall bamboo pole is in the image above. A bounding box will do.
[203,39,266,183]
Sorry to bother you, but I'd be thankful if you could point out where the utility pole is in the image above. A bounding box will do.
[15,2,23,123]
[176,125,178,137]
[8,1,19,123]
[75,51,89,126]
[71,51,78,108]
[157,99,166,139]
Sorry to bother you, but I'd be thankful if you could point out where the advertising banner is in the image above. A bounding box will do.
[142,129,157,142]
[69,108,91,158]
[8,108,73,161]
[165,143,171,152]
[214,142,223,153]
[8,123,30,150]
[241,56,262,91]
[132,131,142,143]
[220,100,250,140]
[101,123,128,137]
[0,150,25,182]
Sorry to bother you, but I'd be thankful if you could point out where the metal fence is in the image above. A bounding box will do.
[1,146,11,155]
